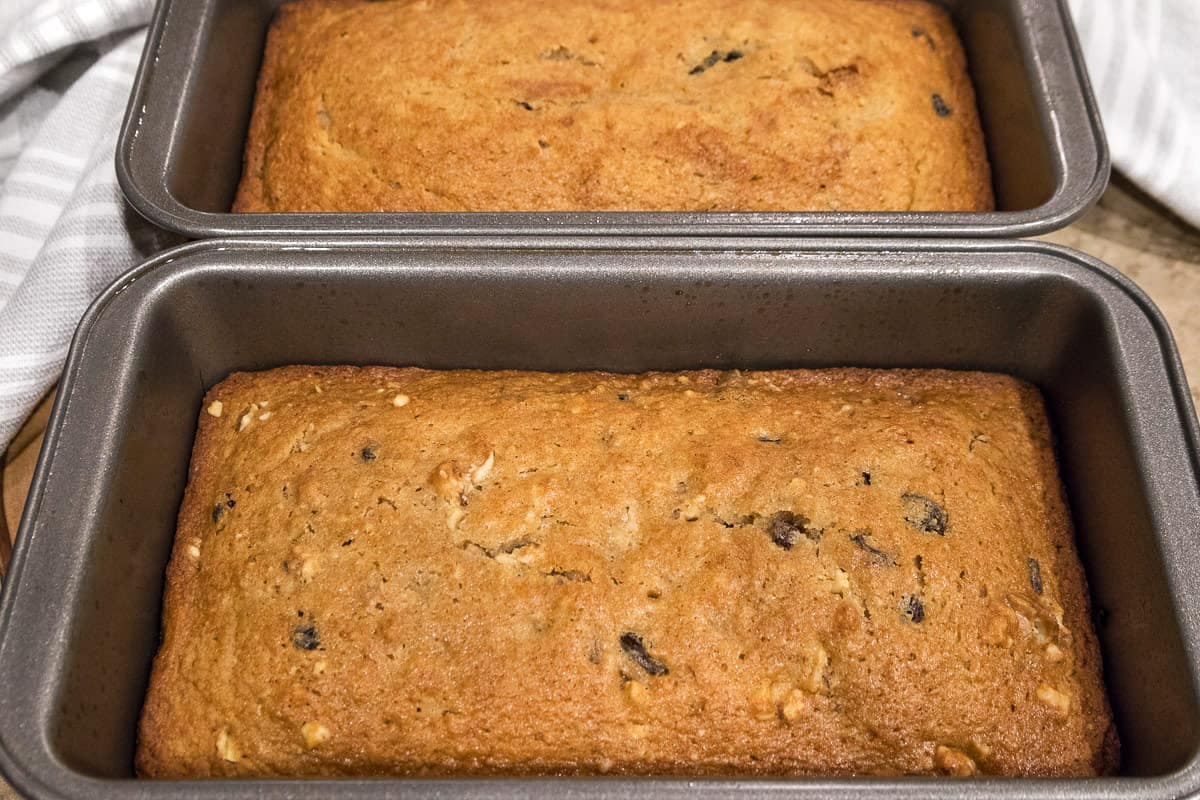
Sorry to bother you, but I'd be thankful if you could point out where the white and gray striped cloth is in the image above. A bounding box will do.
[0,0,1197,453]
[1067,0,1200,227]
[0,0,172,452]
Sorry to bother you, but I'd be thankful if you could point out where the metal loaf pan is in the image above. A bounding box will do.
[1,239,1198,799]
[116,0,1108,238]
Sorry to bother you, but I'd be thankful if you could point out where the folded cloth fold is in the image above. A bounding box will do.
[1067,0,1200,229]
[0,0,175,453]
[0,0,152,108]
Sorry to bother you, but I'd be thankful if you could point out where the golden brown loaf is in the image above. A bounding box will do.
[137,366,1115,777]
[232,0,994,213]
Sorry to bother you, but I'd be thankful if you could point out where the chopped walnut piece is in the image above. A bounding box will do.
[236,403,259,432]
[494,548,539,566]
[752,675,814,723]
[430,461,464,503]
[829,569,851,595]
[301,721,331,748]
[468,451,495,485]
[1036,684,1071,717]
[750,682,778,721]
[780,689,808,722]
[299,557,318,581]
[432,452,496,529]
[215,728,241,762]
[680,494,706,521]
[934,744,977,776]
[797,642,829,693]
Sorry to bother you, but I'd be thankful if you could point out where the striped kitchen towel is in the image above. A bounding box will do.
[0,0,175,453]
[1067,0,1200,228]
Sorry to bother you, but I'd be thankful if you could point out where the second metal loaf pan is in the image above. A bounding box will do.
[116,0,1108,238]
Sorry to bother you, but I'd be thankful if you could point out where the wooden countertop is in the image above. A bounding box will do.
[1,177,1197,794]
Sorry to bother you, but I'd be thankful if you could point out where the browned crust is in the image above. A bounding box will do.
[231,0,993,213]
[911,1,994,210]
[137,366,1114,777]
[232,2,310,213]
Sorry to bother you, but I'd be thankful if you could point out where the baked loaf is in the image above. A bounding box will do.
[232,0,993,213]
[137,367,1116,778]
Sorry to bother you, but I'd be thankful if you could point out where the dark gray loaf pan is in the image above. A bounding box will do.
[0,239,1198,798]
[116,0,1108,238]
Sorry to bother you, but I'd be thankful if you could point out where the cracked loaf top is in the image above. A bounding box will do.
[231,0,994,213]
[137,366,1116,777]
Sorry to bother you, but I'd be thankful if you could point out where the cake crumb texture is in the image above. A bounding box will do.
[137,367,1116,777]
[232,0,994,212]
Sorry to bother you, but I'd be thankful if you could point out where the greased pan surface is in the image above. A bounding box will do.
[115,0,1107,238]
[0,239,1197,798]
